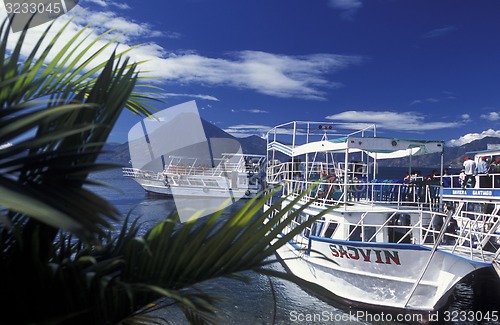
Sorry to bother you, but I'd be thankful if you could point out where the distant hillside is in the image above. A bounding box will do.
[101,119,268,164]
[445,137,500,168]
[376,136,500,168]
[101,120,500,169]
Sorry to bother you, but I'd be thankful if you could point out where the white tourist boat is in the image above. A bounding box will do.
[123,153,266,198]
[264,121,500,313]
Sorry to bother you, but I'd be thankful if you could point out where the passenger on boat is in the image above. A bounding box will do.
[442,168,452,187]
[489,157,500,188]
[425,169,439,181]
[477,156,488,174]
[459,169,466,188]
[404,172,410,184]
[463,155,476,188]
[412,170,422,181]
[476,156,491,187]
[488,158,498,173]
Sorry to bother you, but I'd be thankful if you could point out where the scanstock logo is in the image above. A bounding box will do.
[127,101,253,222]
[4,0,79,32]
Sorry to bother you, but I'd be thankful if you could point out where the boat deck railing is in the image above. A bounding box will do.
[441,173,500,189]
[164,164,228,177]
[164,155,265,177]
[267,161,364,185]
[282,178,442,209]
[122,167,163,180]
[267,161,331,184]
[272,203,500,265]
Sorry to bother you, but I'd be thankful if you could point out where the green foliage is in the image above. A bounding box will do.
[0,17,155,324]
[0,17,330,325]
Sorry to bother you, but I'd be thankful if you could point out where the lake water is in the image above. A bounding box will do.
[90,168,500,324]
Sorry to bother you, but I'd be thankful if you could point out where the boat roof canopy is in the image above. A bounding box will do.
[466,148,500,157]
[268,136,444,159]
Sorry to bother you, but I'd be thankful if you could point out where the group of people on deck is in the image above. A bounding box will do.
[456,155,500,188]
[421,154,500,189]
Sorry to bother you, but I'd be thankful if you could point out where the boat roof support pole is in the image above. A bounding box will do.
[271,129,276,169]
[292,122,297,182]
[266,133,270,168]
[373,125,377,179]
[361,130,365,166]
[305,122,310,182]
[344,147,349,207]
[306,122,310,144]
[408,149,412,180]
[409,152,412,177]
[440,150,444,206]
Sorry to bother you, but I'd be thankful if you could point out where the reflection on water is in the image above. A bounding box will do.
[90,169,500,324]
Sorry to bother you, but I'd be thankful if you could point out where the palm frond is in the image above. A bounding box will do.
[0,14,336,325]
[0,16,163,324]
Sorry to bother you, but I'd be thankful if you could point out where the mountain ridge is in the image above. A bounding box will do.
[101,120,500,168]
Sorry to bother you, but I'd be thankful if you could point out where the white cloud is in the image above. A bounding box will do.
[127,24,360,100]
[146,51,362,100]
[163,93,219,101]
[242,109,268,114]
[70,7,164,41]
[85,0,130,10]
[422,26,457,39]
[461,114,471,122]
[327,0,362,19]
[410,98,440,105]
[0,4,361,101]
[225,123,315,138]
[480,112,500,121]
[224,124,272,138]
[0,4,167,71]
[325,110,463,131]
[447,129,500,147]
[328,0,362,10]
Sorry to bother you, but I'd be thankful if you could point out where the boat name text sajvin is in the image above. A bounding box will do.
[329,244,401,265]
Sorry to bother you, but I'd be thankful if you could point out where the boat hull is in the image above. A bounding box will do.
[132,176,260,198]
[276,237,490,312]
[132,177,173,196]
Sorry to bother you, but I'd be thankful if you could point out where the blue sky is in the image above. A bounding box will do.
[2,0,500,147]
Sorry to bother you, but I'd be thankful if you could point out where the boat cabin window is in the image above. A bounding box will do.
[293,213,311,237]
[363,226,376,242]
[294,214,307,224]
[311,221,324,237]
[324,222,338,238]
[388,213,412,243]
[349,225,362,241]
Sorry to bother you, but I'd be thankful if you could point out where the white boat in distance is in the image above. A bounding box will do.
[123,153,266,198]
[264,121,500,313]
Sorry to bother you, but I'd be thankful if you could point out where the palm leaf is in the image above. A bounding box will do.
[0,16,162,323]
[0,14,339,325]
[114,187,335,324]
